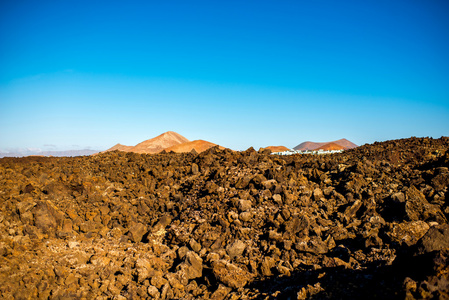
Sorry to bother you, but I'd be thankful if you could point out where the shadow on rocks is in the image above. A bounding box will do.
[247,245,448,300]
[247,262,405,300]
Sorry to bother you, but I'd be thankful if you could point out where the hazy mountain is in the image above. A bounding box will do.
[315,142,345,151]
[293,138,358,151]
[106,143,134,152]
[0,149,100,158]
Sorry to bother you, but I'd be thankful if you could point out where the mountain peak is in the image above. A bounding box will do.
[130,131,190,154]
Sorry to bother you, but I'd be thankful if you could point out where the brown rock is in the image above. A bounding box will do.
[344,200,362,219]
[147,285,160,298]
[211,284,232,300]
[33,200,63,234]
[405,186,446,223]
[191,163,199,175]
[285,215,309,236]
[177,251,203,281]
[189,238,202,253]
[154,215,172,230]
[2,136,449,299]
[226,240,246,259]
[239,211,252,222]
[136,258,154,283]
[260,256,276,276]
[237,199,252,212]
[212,260,252,289]
[295,236,328,254]
[313,188,324,201]
[151,275,168,289]
[387,221,430,246]
[417,224,449,254]
[272,194,282,205]
[252,174,267,187]
[262,179,277,190]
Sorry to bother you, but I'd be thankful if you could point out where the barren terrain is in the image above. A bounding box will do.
[0,137,448,299]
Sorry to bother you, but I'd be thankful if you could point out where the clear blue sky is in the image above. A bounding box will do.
[1,0,448,151]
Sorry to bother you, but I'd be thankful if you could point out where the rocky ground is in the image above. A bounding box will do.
[0,137,448,299]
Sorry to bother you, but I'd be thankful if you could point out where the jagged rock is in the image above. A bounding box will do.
[177,251,203,281]
[239,211,252,222]
[261,179,277,190]
[33,200,63,234]
[136,258,154,283]
[272,194,282,205]
[147,285,160,298]
[405,185,446,223]
[417,224,449,254]
[226,240,246,259]
[128,222,147,243]
[237,199,252,212]
[252,174,267,187]
[0,136,448,299]
[212,260,252,289]
[313,188,324,201]
[285,215,309,236]
[151,275,168,289]
[189,238,202,253]
[260,256,276,276]
[391,192,405,203]
[295,236,329,254]
[210,284,232,300]
[235,176,252,189]
[191,163,199,175]
[344,199,362,219]
[386,221,430,246]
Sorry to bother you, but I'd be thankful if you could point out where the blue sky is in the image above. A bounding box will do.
[1,0,448,151]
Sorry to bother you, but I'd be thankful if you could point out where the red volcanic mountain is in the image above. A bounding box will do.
[105,131,223,154]
[264,146,290,152]
[164,140,224,153]
[315,142,345,151]
[293,139,357,151]
[130,131,190,154]
[106,143,134,152]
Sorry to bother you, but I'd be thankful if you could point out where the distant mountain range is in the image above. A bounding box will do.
[0,149,99,158]
[104,131,223,154]
[293,138,358,151]
[1,134,358,158]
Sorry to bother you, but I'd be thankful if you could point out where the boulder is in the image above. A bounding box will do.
[211,284,232,300]
[135,258,153,283]
[405,186,446,223]
[212,260,252,289]
[177,251,203,281]
[237,199,252,212]
[226,240,246,259]
[33,200,63,234]
[417,224,449,254]
[386,221,430,246]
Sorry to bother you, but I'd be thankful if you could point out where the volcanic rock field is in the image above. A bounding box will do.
[1,137,448,299]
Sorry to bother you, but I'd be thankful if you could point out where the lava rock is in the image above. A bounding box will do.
[212,260,252,289]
